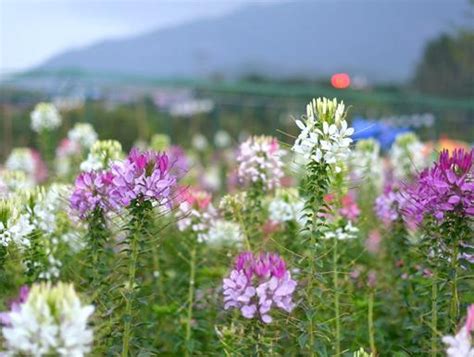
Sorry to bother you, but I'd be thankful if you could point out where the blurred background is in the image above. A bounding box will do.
[0,0,473,159]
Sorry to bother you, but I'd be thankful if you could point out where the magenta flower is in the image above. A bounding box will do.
[70,171,120,218]
[223,252,297,323]
[403,149,474,224]
[0,285,29,326]
[111,148,176,207]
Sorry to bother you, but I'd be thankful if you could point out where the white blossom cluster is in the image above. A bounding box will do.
[351,139,383,190]
[389,132,427,180]
[0,170,34,199]
[323,221,359,241]
[2,282,94,356]
[80,140,123,172]
[268,189,305,224]
[21,185,72,280]
[206,219,243,246]
[292,97,354,173]
[67,123,98,149]
[30,102,62,133]
[176,200,217,243]
[0,200,34,249]
[237,135,285,191]
[5,148,37,181]
[443,325,474,357]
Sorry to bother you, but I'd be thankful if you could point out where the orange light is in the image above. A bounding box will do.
[331,73,351,89]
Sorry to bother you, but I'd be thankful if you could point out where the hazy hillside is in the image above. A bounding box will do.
[38,0,472,82]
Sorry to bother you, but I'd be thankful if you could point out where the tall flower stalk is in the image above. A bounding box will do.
[111,148,176,356]
[292,97,354,354]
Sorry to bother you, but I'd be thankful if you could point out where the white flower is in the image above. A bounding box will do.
[192,134,209,151]
[0,201,34,249]
[80,140,122,172]
[237,136,286,191]
[390,132,427,180]
[351,139,383,190]
[2,282,94,357]
[5,148,36,178]
[214,130,232,148]
[68,123,98,149]
[30,102,62,132]
[324,221,359,241]
[443,326,474,357]
[268,199,304,223]
[207,220,243,246]
[292,97,353,172]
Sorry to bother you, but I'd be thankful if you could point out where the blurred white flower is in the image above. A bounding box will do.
[214,130,232,148]
[68,123,98,149]
[192,134,209,151]
[390,132,427,180]
[5,148,36,178]
[324,221,359,240]
[207,220,243,246]
[30,102,62,132]
[351,138,383,190]
[442,326,473,357]
[2,282,94,356]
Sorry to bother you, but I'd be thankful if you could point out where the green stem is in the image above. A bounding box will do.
[333,237,340,356]
[431,271,438,357]
[449,242,459,327]
[122,229,139,357]
[185,244,197,356]
[368,291,376,355]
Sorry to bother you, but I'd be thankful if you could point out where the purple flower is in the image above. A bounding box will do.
[223,252,297,324]
[70,171,120,218]
[374,185,406,225]
[111,148,176,207]
[403,149,474,224]
[0,285,29,326]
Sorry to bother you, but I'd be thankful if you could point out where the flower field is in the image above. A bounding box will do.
[0,98,472,356]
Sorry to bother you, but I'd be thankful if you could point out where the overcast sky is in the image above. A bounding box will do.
[0,0,279,72]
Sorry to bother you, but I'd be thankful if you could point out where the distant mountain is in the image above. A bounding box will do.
[37,0,472,82]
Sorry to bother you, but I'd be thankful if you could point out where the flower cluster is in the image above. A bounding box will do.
[30,102,62,132]
[442,304,474,357]
[176,187,216,242]
[404,148,474,224]
[0,170,33,199]
[1,282,94,356]
[351,138,383,190]
[292,97,354,172]
[70,171,119,218]
[5,148,47,184]
[80,140,123,172]
[68,123,98,149]
[323,221,359,241]
[111,148,176,207]
[389,132,427,180]
[223,252,297,323]
[0,200,34,249]
[207,220,243,246]
[237,136,285,191]
[374,185,407,225]
[268,188,304,224]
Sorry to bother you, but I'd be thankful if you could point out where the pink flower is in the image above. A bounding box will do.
[466,304,474,333]
[70,171,120,218]
[366,229,381,254]
[111,148,176,207]
[340,193,360,221]
[223,252,296,324]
